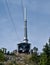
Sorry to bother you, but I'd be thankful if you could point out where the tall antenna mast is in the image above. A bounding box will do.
[23,8,28,43]
[21,0,28,43]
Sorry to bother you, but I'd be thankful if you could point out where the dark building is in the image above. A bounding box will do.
[18,8,30,53]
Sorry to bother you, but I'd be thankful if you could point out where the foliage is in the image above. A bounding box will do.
[33,47,38,53]
[0,38,50,65]
[39,53,47,65]
[30,47,39,65]
[43,43,50,57]
[39,42,50,65]
[1,48,7,54]
[31,53,38,62]
[0,63,4,65]
[0,49,5,62]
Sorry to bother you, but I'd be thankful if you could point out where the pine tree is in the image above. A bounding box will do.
[39,38,50,65]
[39,53,47,65]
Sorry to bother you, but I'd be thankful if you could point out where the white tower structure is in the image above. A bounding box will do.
[18,1,30,53]
[23,8,28,43]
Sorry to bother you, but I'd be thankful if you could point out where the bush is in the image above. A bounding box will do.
[0,63,4,65]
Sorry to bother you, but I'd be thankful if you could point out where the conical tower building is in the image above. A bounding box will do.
[18,8,30,53]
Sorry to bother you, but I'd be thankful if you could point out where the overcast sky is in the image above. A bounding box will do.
[0,0,50,52]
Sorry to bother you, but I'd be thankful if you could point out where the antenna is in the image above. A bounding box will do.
[24,8,27,21]
[21,0,28,43]
[24,7,28,43]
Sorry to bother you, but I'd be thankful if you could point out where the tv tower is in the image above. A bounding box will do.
[17,0,30,53]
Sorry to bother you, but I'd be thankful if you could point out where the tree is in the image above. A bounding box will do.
[7,51,10,55]
[0,49,5,62]
[43,43,49,57]
[1,48,7,54]
[33,47,38,53]
[30,47,39,65]
[39,39,50,65]
[39,53,47,65]
[43,43,50,65]
[48,37,50,55]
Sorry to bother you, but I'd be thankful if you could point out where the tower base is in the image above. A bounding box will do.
[18,43,30,54]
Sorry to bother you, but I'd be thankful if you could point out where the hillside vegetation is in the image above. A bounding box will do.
[0,38,50,65]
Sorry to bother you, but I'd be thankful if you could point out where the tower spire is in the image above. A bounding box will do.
[24,8,27,21]
[23,8,28,43]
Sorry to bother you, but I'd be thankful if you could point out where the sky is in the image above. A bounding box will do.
[0,0,50,52]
